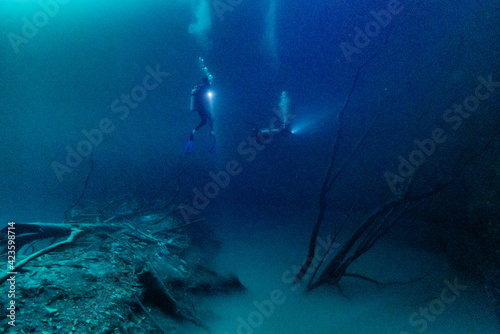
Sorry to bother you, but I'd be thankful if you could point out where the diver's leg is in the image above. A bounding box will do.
[186,114,207,153]
[208,113,215,136]
[208,114,216,153]
[191,117,207,140]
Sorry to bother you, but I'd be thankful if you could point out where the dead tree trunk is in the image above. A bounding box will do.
[294,31,453,291]
[305,176,449,291]
[294,49,382,286]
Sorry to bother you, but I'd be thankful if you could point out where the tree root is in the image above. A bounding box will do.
[0,228,83,285]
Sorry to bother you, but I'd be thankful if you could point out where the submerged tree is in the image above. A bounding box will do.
[294,33,499,292]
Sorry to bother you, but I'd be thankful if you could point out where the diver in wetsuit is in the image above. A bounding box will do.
[253,91,294,143]
[251,119,291,146]
[250,91,293,145]
[185,76,215,153]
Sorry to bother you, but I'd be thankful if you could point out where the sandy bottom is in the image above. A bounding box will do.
[184,205,498,334]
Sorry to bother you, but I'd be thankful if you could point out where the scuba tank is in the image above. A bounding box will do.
[190,86,199,112]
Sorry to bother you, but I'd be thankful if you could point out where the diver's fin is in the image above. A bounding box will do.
[185,139,193,153]
[209,140,216,154]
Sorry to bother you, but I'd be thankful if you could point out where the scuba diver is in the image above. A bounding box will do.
[250,117,292,146]
[249,91,293,145]
[185,76,216,153]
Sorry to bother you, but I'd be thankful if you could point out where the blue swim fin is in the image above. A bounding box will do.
[209,137,216,154]
[185,139,193,153]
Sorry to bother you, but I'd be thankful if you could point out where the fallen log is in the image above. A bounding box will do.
[0,228,83,285]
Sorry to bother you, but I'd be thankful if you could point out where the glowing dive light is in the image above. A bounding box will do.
[207,90,214,112]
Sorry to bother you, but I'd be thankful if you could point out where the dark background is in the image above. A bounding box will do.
[0,0,498,236]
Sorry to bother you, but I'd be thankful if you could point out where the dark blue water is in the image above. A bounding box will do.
[1,0,499,332]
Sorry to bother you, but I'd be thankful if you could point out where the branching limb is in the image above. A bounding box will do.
[295,49,384,286]
[0,228,83,285]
